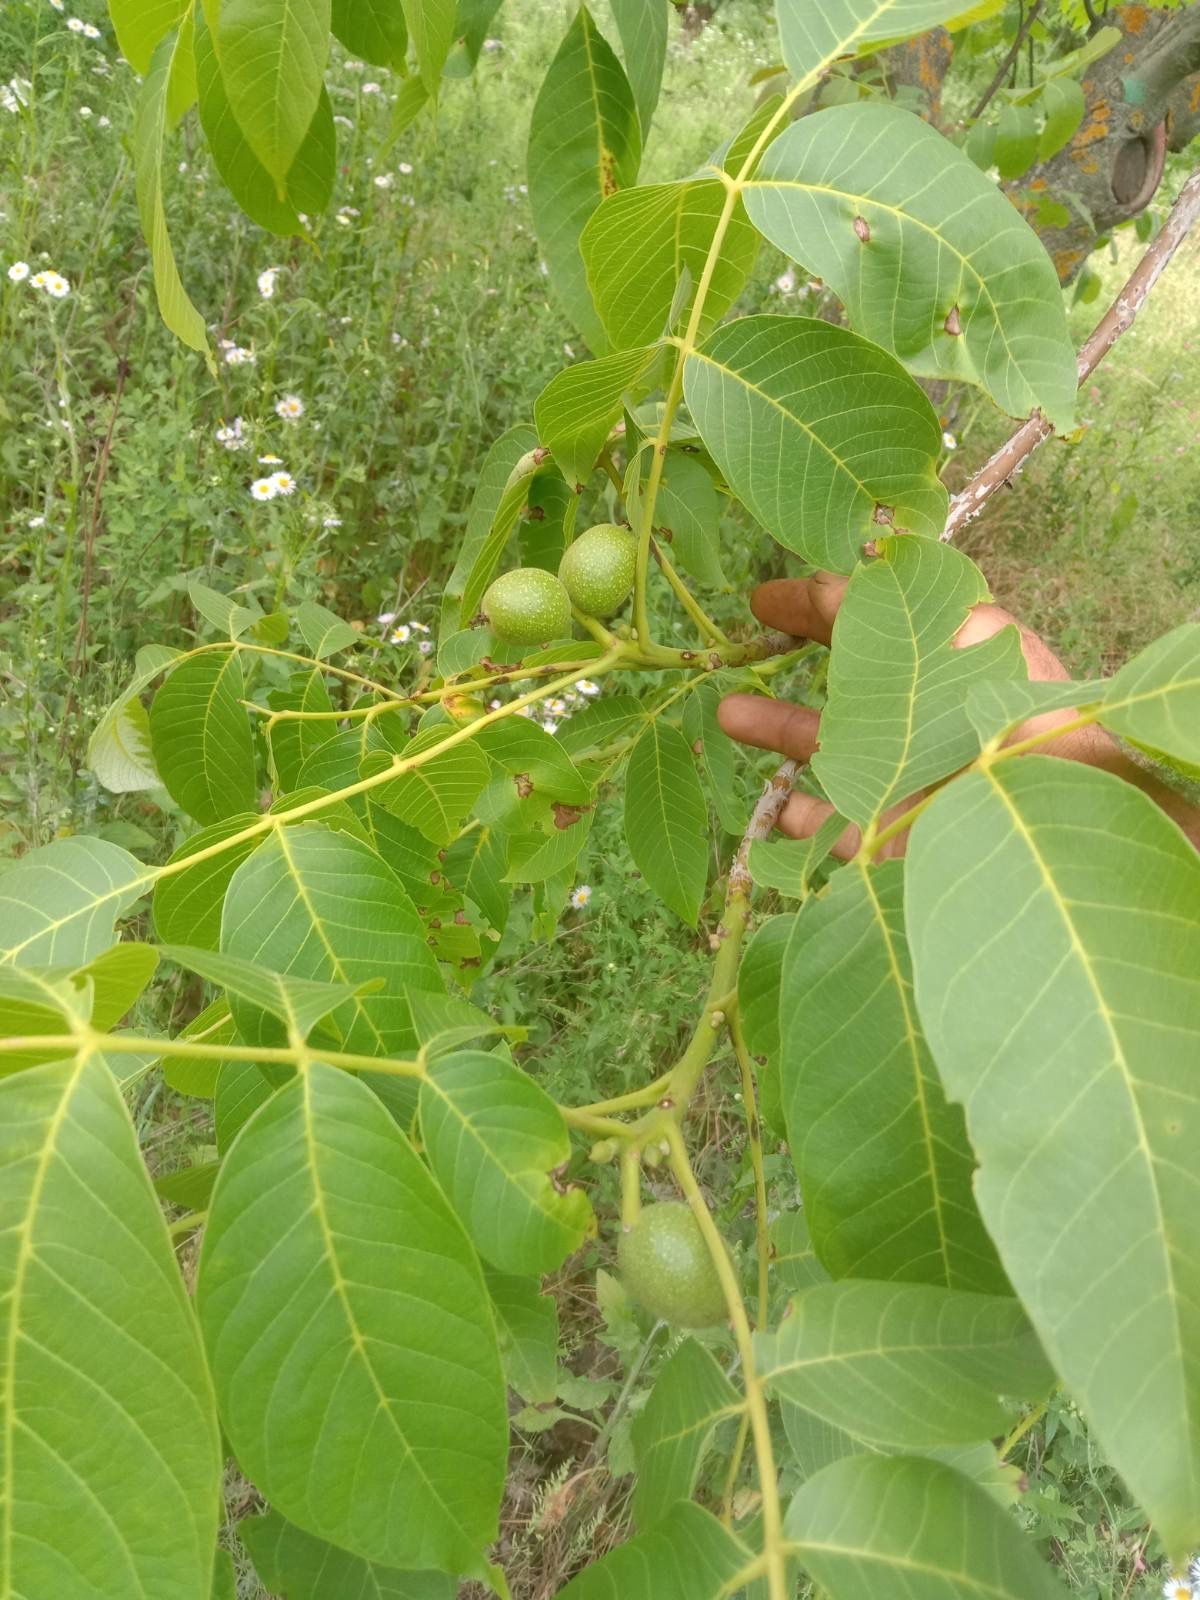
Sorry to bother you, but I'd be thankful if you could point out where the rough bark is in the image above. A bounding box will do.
[1006,4,1200,281]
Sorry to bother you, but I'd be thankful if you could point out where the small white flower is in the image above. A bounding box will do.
[546,698,568,716]
[97,114,110,127]
[373,172,393,189]
[410,621,430,633]
[569,885,592,909]
[576,679,600,697]
[397,160,413,175]
[345,59,364,73]
[272,471,296,496]
[942,430,958,450]
[224,344,255,366]
[563,343,575,359]
[1162,1579,1191,1600]
[774,269,796,295]
[48,0,65,10]
[66,16,85,31]
[28,514,46,527]
[362,81,381,95]
[257,266,280,298]
[258,453,283,465]
[542,718,559,735]
[82,20,100,37]
[488,699,502,711]
[79,105,93,118]
[275,393,304,421]
[42,271,70,298]
[483,37,502,51]
[30,270,48,289]
[376,610,398,625]
[323,515,342,528]
[517,705,535,719]
[7,261,29,282]
[390,624,412,644]
[249,477,278,501]
[418,639,433,655]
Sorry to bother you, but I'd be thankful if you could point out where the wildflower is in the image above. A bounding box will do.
[98,114,110,127]
[257,266,280,298]
[942,430,958,450]
[483,38,502,51]
[249,477,278,501]
[258,453,282,465]
[1162,1578,1190,1600]
[390,624,412,644]
[373,173,393,189]
[345,59,364,72]
[82,21,100,36]
[546,698,568,717]
[79,105,93,118]
[410,621,430,633]
[576,679,600,696]
[215,417,245,449]
[563,343,575,359]
[775,269,796,294]
[7,261,29,281]
[224,344,255,365]
[362,81,381,95]
[377,610,398,625]
[542,718,559,735]
[398,160,413,174]
[272,471,297,496]
[66,16,85,31]
[569,885,593,909]
[28,515,45,527]
[275,394,304,420]
[418,639,433,654]
[323,515,342,528]
[48,0,65,9]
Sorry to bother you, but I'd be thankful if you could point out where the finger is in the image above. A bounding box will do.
[953,601,1070,682]
[717,694,821,761]
[777,793,862,860]
[749,572,848,645]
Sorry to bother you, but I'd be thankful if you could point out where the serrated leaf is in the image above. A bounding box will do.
[743,103,1077,428]
[0,836,147,968]
[624,721,708,925]
[527,6,641,351]
[758,1280,1051,1448]
[420,1049,591,1275]
[214,0,331,186]
[783,861,1006,1291]
[240,1509,453,1599]
[907,757,1200,1556]
[535,344,661,489]
[297,599,361,659]
[150,652,258,824]
[1099,622,1200,769]
[582,180,758,352]
[813,537,1025,826]
[787,1454,1069,1599]
[684,317,947,574]
[0,1055,221,1599]
[197,1062,507,1571]
[135,30,209,354]
[484,1267,559,1404]
[630,1339,741,1531]
[196,10,334,231]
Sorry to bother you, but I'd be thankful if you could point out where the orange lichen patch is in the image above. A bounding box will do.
[1118,3,1150,34]
[1129,108,1145,131]
[1054,246,1085,281]
[1075,155,1101,175]
[1029,177,1047,191]
[1074,99,1113,148]
[1123,50,1135,63]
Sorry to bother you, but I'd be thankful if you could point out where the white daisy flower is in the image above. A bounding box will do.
[272,471,296,496]
[97,114,110,127]
[43,272,70,298]
[257,266,280,298]
[362,81,381,95]
[397,160,413,175]
[942,430,958,450]
[1162,1579,1190,1600]
[275,394,304,420]
[7,261,29,281]
[30,271,48,288]
[48,0,65,10]
[249,477,278,501]
[373,173,393,189]
[569,885,592,909]
[546,698,568,716]
[224,344,255,365]
[376,611,398,625]
[28,514,46,527]
[66,16,85,31]
[775,269,796,295]
[82,21,100,37]
[390,624,412,644]
[576,679,600,696]
[79,105,93,117]
[257,453,283,465]
[542,718,559,735]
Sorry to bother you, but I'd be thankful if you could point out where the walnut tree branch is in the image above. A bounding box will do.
[942,167,1200,545]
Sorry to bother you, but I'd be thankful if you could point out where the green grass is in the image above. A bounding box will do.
[2,2,1198,1595]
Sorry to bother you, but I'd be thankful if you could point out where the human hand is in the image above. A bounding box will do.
[718,571,1200,857]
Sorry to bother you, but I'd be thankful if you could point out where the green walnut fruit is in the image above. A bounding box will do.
[558,523,637,618]
[618,1202,727,1328]
[482,567,572,645]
